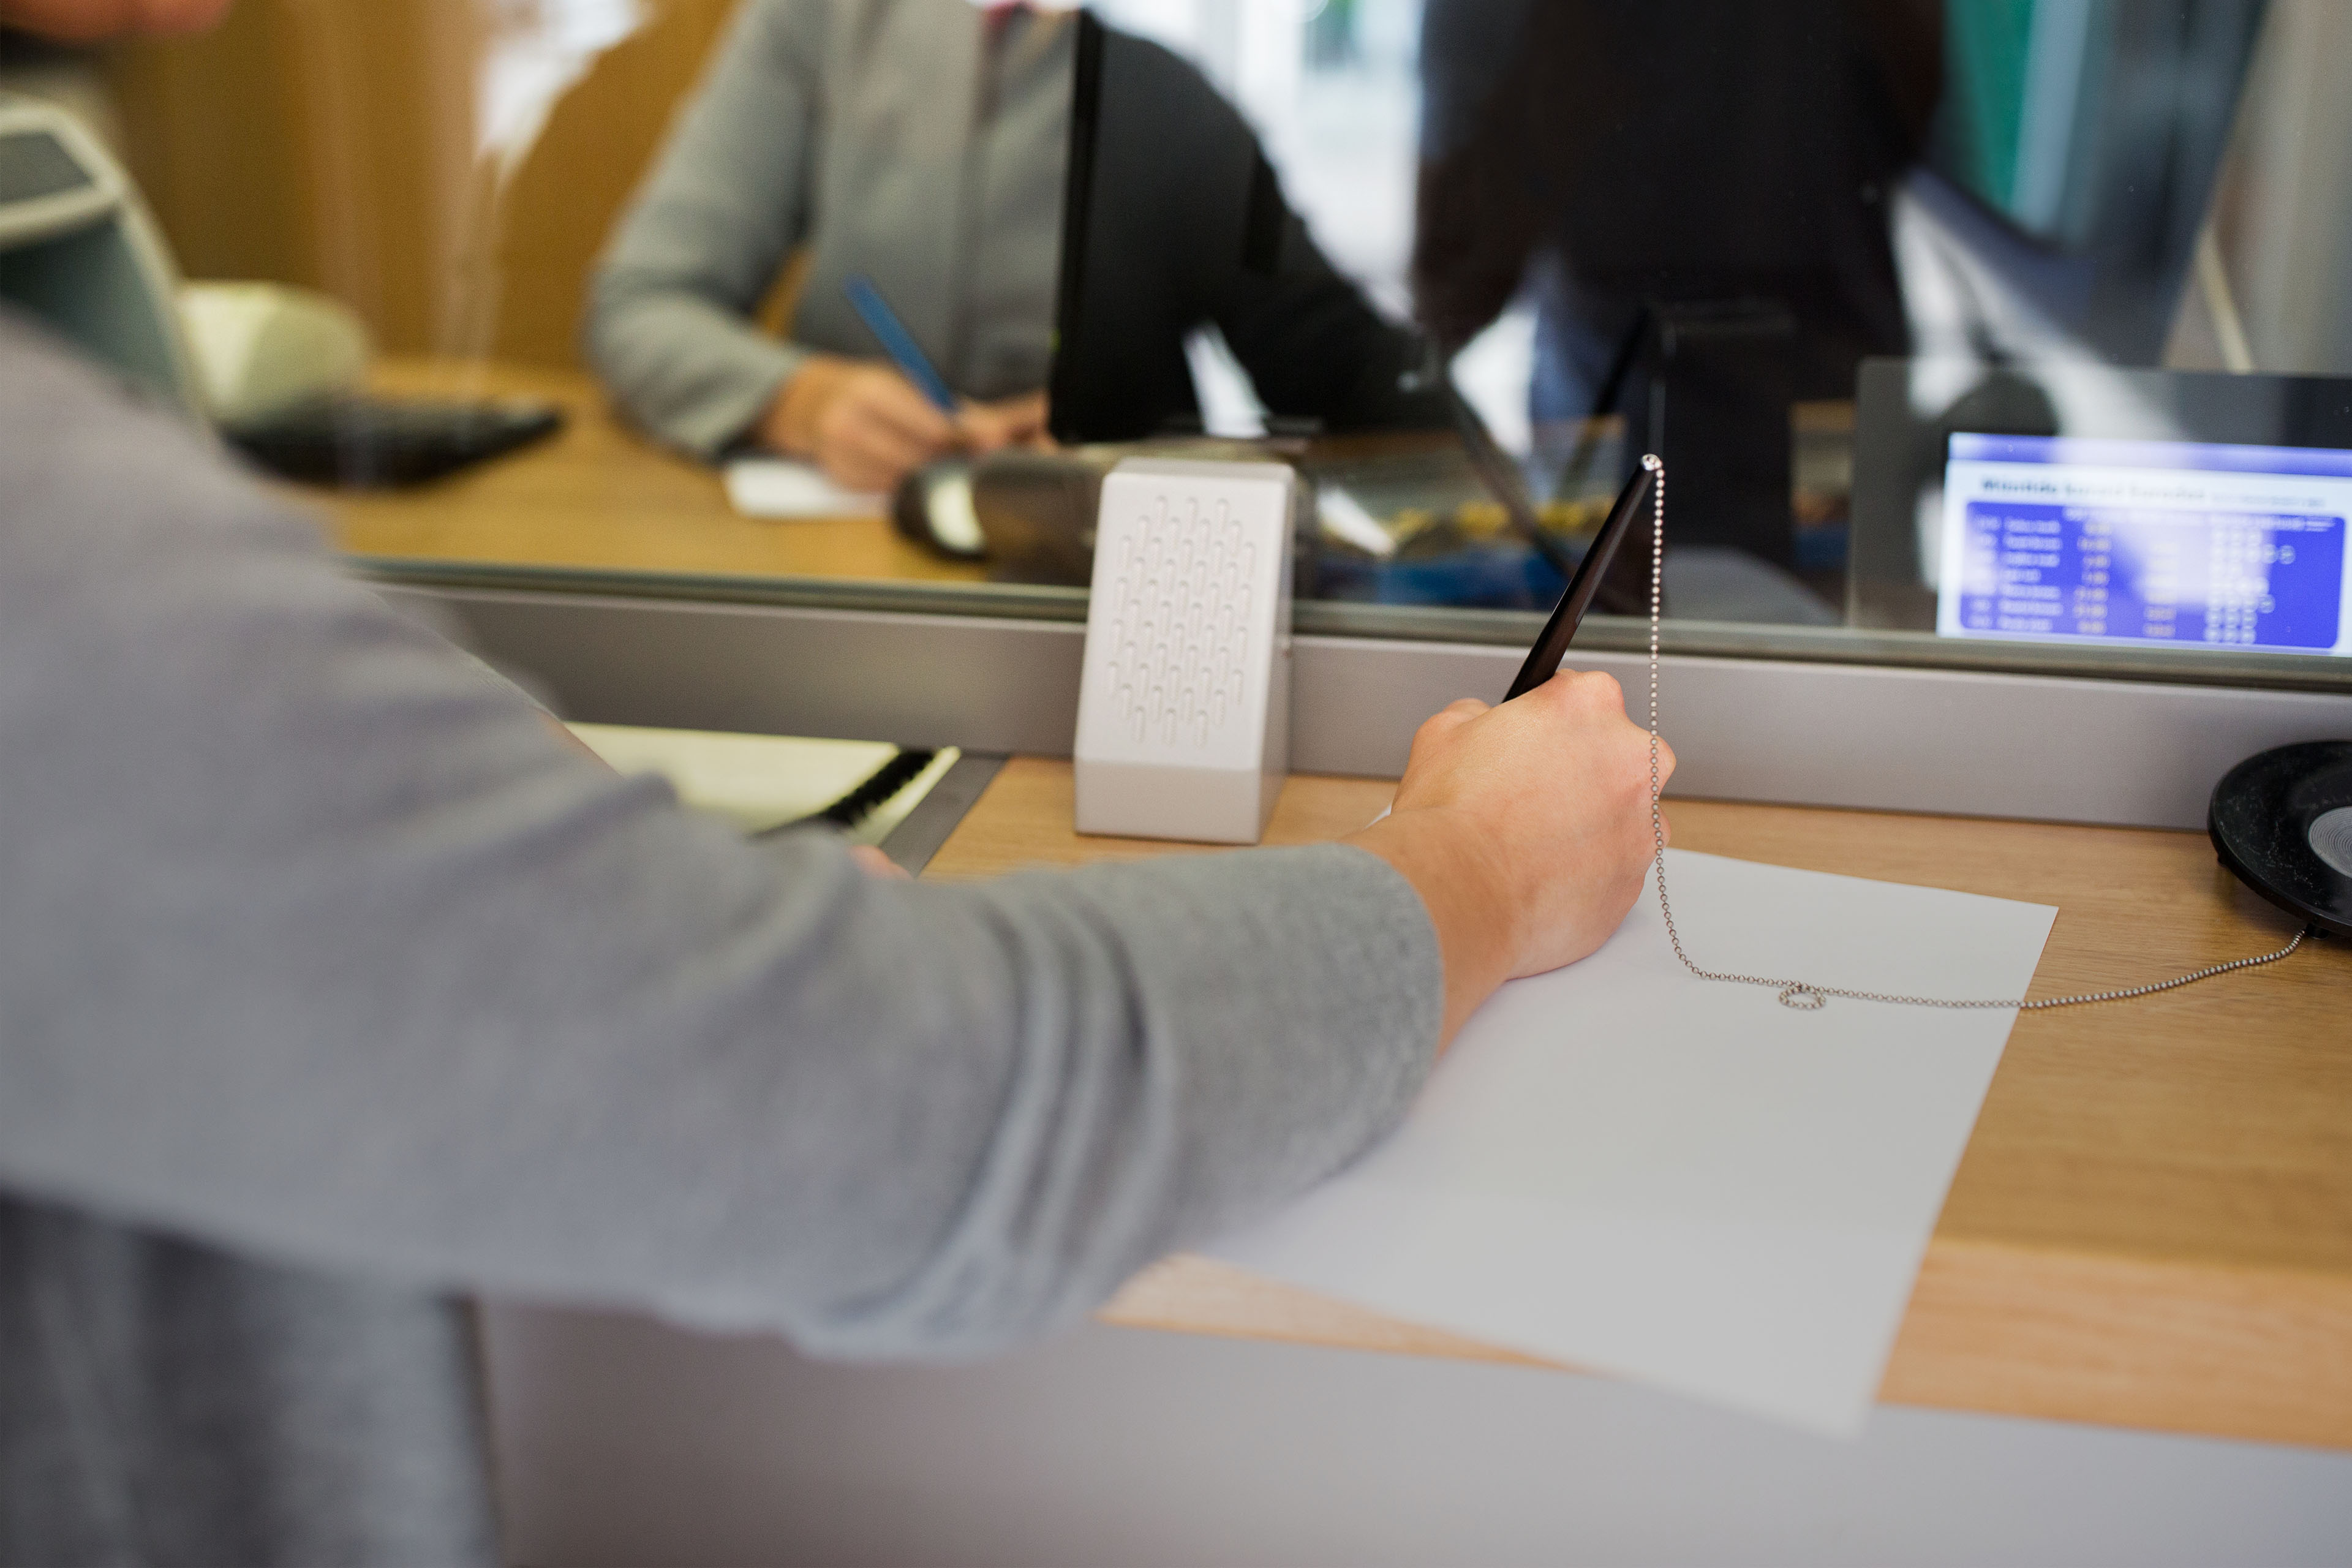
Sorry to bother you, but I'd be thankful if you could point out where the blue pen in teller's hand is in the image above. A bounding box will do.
[844,274,960,416]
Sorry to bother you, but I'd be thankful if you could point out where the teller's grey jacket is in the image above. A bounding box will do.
[0,308,1441,1564]
[587,0,1072,457]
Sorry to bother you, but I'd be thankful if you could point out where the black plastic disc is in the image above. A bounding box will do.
[2208,740,2352,939]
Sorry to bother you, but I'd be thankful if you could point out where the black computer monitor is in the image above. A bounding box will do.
[1046,12,1577,609]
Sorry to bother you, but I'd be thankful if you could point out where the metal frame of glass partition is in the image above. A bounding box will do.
[363,560,2352,834]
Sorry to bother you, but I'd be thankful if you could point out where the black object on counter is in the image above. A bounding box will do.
[228,393,565,488]
[2209,741,2352,940]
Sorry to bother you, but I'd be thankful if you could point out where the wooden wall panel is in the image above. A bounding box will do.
[484,0,742,366]
[103,2,322,292]
[103,0,747,367]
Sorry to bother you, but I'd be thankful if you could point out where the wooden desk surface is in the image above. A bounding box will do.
[315,360,986,587]
[930,758,2352,1449]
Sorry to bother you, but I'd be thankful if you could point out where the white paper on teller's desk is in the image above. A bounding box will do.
[1210,848,2058,1438]
[723,458,886,519]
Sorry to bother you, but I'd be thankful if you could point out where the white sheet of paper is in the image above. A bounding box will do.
[1211,848,2057,1438]
[723,458,886,519]
[565,723,957,845]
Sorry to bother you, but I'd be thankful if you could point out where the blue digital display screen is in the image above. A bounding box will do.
[1937,435,2352,656]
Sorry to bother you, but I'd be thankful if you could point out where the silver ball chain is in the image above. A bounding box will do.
[1635,453,2310,1011]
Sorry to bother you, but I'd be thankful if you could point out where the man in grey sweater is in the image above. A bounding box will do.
[0,6,1671,1564]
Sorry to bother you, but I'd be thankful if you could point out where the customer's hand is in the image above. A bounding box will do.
[1346,671,1673,1048]
[848,845,910,880]
[763,356,959,494]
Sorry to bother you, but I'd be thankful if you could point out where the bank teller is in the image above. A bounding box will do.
[588,0,1071,492]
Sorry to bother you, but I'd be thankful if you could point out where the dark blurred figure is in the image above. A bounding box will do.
[1052,18,1449,445]
[1415,0,1942,426]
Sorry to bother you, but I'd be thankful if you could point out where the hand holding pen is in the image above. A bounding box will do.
[758,276,1052,493]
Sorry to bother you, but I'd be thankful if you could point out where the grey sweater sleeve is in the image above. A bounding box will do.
[584,0,820,458]
[0,320,1442,1357]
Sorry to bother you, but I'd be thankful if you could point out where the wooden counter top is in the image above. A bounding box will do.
[314,360,986,587]
[929,758,2352,1449]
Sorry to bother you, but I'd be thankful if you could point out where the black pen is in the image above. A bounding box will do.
[1504,457,1657,701]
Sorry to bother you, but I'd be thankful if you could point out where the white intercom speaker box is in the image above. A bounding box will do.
[1074,458,1298,843]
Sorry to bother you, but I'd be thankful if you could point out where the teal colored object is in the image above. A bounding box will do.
[1940,0,2037,206]
[1930,0,2112,246]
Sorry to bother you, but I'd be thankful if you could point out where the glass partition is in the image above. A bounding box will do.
[9,0,2346,693]
[1066,0,2351,692]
